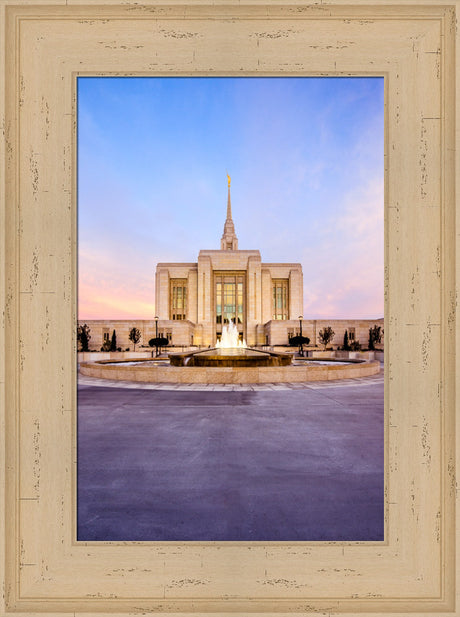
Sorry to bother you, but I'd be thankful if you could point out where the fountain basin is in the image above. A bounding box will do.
[170,347,292,367]
[79,357,380,383]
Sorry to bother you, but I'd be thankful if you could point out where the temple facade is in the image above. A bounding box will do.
[78,178,383,351]
[154,176,303,347]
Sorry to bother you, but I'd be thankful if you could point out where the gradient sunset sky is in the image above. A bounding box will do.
[78,76,384,320]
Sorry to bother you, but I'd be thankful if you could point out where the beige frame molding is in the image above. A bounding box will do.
[0,1,457,615]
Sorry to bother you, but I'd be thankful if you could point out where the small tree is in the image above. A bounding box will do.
[343,330,350,351]
[368,328,374,350]
[77,323,91,352]
[129,327,141,352]
[149,336,169,357]
[110,329,117,352]
[288,335,310,347]
[318,326,335,350]
[368,325,383,350]
[289,335,310,356]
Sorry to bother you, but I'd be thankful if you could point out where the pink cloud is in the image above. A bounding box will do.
[302,177,384,319]
[78,246,155,319]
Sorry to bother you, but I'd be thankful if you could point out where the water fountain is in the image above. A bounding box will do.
[215,320,247,349]
[170,321,292,367]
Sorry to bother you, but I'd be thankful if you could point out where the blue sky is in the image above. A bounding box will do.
[78,76,384,319]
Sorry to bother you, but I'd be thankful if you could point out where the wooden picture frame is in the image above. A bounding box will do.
[0,1,458,614]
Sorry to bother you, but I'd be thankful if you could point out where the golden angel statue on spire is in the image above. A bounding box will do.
[227,172,231,187]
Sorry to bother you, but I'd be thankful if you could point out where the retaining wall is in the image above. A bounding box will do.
[80,359,381,384]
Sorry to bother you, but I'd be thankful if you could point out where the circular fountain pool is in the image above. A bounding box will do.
[79,321,380,384]
[79,354,380,384]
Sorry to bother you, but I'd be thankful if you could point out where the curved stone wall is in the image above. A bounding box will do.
[79,359,381,384]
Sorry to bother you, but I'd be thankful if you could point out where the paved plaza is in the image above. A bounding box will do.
[77,372,384,542]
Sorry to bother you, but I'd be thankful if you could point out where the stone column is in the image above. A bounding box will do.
[261,268,272,324]
[155,266,170,319]
[289,267,303,319]
[197,255,212,345]
[187,268,198,324]
[246,255,262,346]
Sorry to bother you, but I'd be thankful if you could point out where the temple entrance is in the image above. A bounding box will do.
[215,272,245,343]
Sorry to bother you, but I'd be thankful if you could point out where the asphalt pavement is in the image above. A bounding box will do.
[77,376,384,542]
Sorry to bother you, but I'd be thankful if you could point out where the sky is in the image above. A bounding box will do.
[78,76,384,320]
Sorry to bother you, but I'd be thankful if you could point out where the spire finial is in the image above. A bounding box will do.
[227,172,231,187]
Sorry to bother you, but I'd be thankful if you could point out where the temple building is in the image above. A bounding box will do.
[78,177,383,352]
[154,175,303,347]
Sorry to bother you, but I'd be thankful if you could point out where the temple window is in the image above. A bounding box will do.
[272,279,289,320]
[170,279,187,321]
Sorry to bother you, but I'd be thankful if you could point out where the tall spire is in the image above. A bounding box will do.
[221,174,238,250]
[226,173,232,220]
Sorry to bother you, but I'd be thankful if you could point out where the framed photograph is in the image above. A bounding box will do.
[1,1,457,615]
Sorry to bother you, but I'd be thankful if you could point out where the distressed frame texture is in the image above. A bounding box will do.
[0,1,458,615]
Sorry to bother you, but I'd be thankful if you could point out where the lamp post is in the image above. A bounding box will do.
[155,315,159,357]
[298,315,304,357]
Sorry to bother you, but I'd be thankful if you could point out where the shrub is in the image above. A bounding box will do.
[288,335,310,347]
[149,337,169,347]
[77,323,91,352]
[102,340,111,352]
[368,325,383,350]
